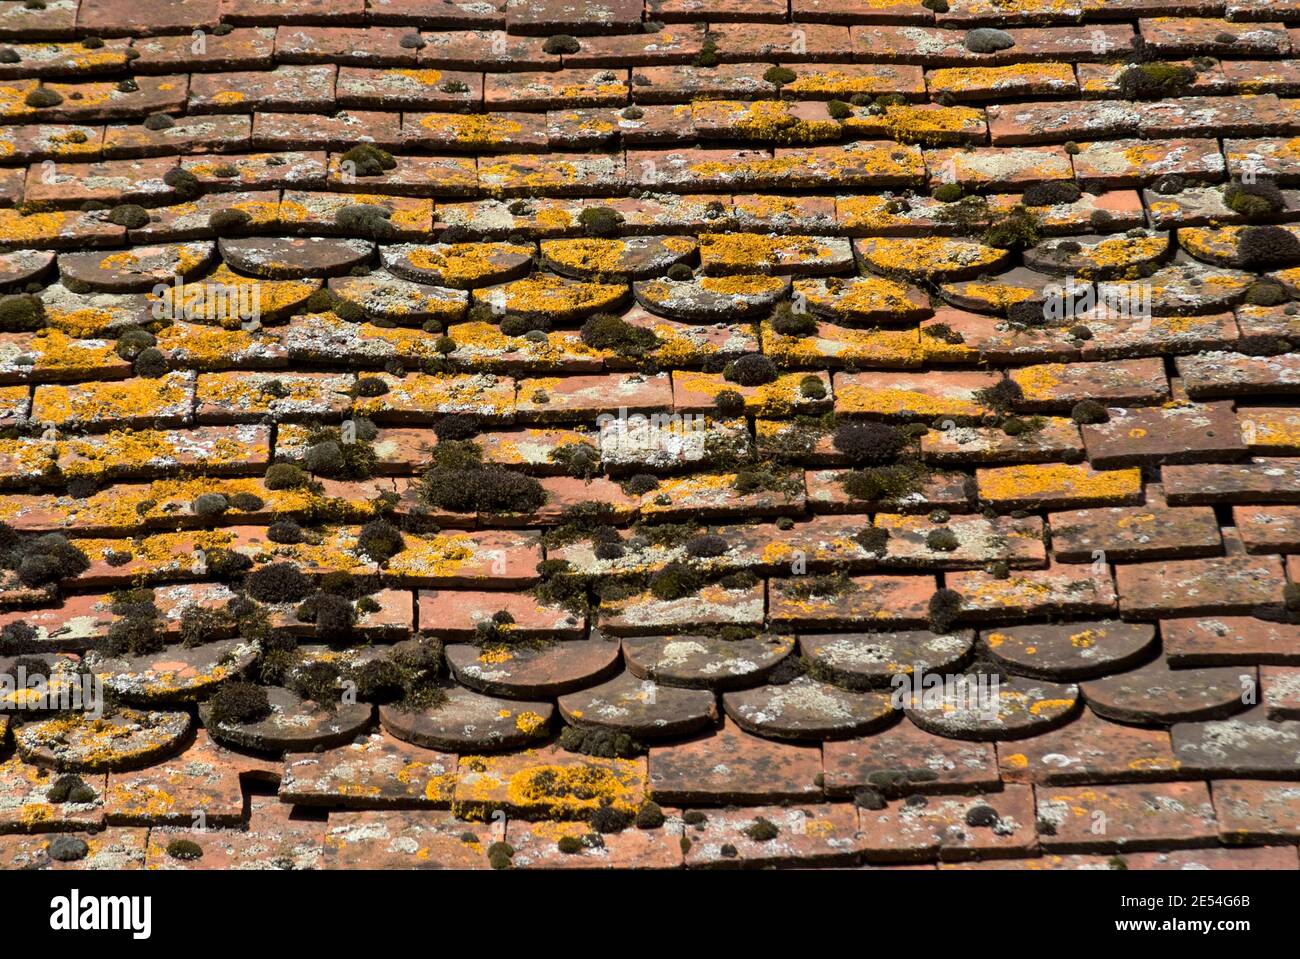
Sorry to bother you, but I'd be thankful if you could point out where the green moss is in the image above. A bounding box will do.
[715,389,746,417]
[487,841,514,869]
[648,561,703,601]
[1021,180,1081,207]
[206,681,271,726]
[929,588,962,632]
[1117,62,1194,99]
[209,208,250,234]
[335,204,396,240]
[723,353,777,386]
[839,464,923,503]
[0,293,45,332]
[926,528,959,552]
[577,206,624,237]
[1238,225,1300,268]
[763,65,796,87]
[1224,180,1284,218]
[543,34,580,54]
[549,442,601,479]
[264,462,310,490]
[244,562,312,604]
[339,143,396,177]
[1244,280,1289,306]
[106,204,150,229]
[417,440,547,514]
[983,205,1040,250]
[826,99,852,120]
[166,838,203,860]
[693,37,719,68]
[743,816,779,841]
[579,312,658,356]
[1071,399,1109,425]
[24,86,62,108]
[162,167,203,201]
[770,301,817,337]
[932,182,964,203]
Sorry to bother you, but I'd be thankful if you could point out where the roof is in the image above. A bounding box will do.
[0,0,1297,871]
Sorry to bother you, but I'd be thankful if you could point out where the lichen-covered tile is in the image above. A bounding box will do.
[1036,781,1217,852]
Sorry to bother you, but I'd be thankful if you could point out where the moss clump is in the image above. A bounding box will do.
[635,801,666,829]
[206,681,271,726]
[244,562,312,604]
[209,208,250,234]
[339,143,396,177]
[487,841,515,869]
[549,442,601,479]
[433,413,480,441]
[983,205,1040,250]
[114,327,155,360]
[854,786,886,810]
[724,353,778,387]
[648,561,704,601]
[102,600,163,660]
[932,182,964,203]
[824,98,852,120]
[417,440,546,514]
[1117,62,1194,100]
[1021,180,1081,207]
[348,657,406,703]
[264,462,310,490]
[964,27,1014,53]
[335,204,395,240]
[543,34,580,55]
[133,347,169,378]
[854,525,890,555]
[47,773,90,804]
[666,263,693,281]
[356,518,405,563]
[178,605,235,648]
[48,836,88,862]
[579,313,658,356]
[1245,280,1289,306]
[693,36,719,67]
[770,301,817,336]
[715,389,746,417]
[763,65,796,87]
[832,421,906,465]
[303,424,378,480]
[166,838,203,860]
[929,587,962,633]
[0,293,45,332]
[840,464,922,503]
[965,805,999,828]
[106,204,149,229]
[1070,399,1109,425]
[191,492,229,517]
[577,206,624,237]
[24,86,62,108]
[974,377,1023,414]
[162,166,202,201]
[142,113,174,130]
[1224,180,1285,218]
[591,803,631,834]
[684,533,728,558]
[1237,225,1300,269]
[557,835,584,854]
[743,816,779,841]
[622,473,659,496]
[1,530,90,589]
[926,528,959,552]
